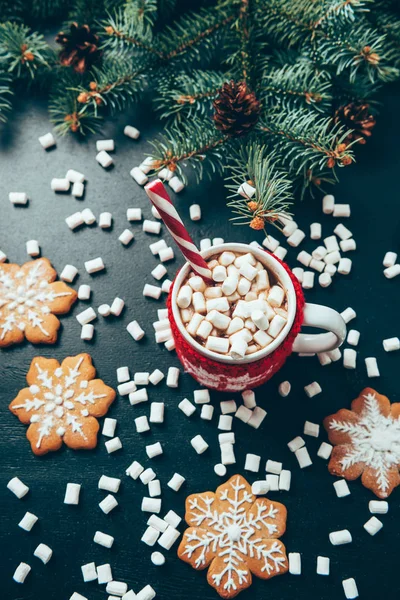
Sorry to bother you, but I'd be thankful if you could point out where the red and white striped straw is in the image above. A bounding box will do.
[145,179,213,284]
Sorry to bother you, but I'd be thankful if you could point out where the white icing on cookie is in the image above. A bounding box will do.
[12,356,107,448]
[182,476,286,593]
[329,391,400,495]
[0,260,72,339]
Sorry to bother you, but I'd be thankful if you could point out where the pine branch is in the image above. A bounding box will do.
[75,57,148,113]
[66,0,123,30]
[261,61,333,113]
[49,70,102,135]
[225,142,293,231]
[257,108,355,176]
[0,22,53,80]
[154,69,228,121]
[0,72,13,123]
[149,117,229,182]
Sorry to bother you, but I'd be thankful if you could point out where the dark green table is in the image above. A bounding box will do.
[0,86,399,600]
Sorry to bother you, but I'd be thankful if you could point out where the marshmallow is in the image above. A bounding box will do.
[333,204,350,217]
[220,442,236,465]
[317,442,333,460]
[168,473,185,491]
[191,434,209,454]
[295,447,312,468]
[143,220,161,234]
[64,483,81,505]
[322,194,334,214]
[149,369,165,385]
[142,526,160,546]
[147,515,168,532]
[343,348,357,369]
[118,381,136,396]
[127,320,145,341]
[102,418,117,437]
[288,436,305,452]
[201,404,214,420]
[96,150,113,168]
[106,582,128,596]
[310,222,322,239]
[72,182,84,197]
[282,220,298,237]
[151,264,167,280]
[329,529,352,545]
[159,247,174,262]
[334,223,352,240]
[365,356,380,377]
[235,405,253,423]
[166,366,179,388]
[267,286,284,307]
[105,437,122,453]
[78,284,91,300]
[304,382,322,398]
[85,257,105,274]
[242,390,256,409]
[81,323,94,340]
[39,132,56,149]
[119,229,134,245]
[297,251,312,267]
[247,407,267,429]
[244,453,261,472]
[251,480,269,495]
[99,475,121,494]
[141,497,162,513]
[150,402,165,423]
[200,238,212,251]
[76,307,96,326]
[212,237,224,246]
[81,562,97,582]
[96,139,114,152]
[220,400,237,414]
[342,578,358,599]
[124,125,140,139]
[288,552,301,575]
[150,240,167,255]
[340,239,356,252]
[151,551,165,566]
[99,212,112,228]
[51,178,70,192]
[287,229,305,247]
[177,285,192,308]
[13,562,31,583]
[26,240,40,257]
[369,500,389,514]
[65,212,84,230]
[262,235,280,252]
[341,307,356,323]
[266,474,279,491]
[266,459,282,474]
[268,314,286,338]
[131,166,148,185]
[136,585,156,600]
[7,477,29,499]
[99,494,118,515]
[278,381,291,397]
[347,329,360,346]
[61,264,78,283]
[334,479,350,498]
[292,267,304,282]
[218,415,233,430]
[178,398,196,417]
[148,479,161,497]
[383,251,397,267]
[164,510,182,528]
[238,182,256,198]
[146,442,163,459]
[214,463,227,477]
[34,543,53,564]
[169,176,184,193]
[19,511,38,531]
[139,468,156,484]
[317,556,330,576]
[187,313,204,336]
[302,271,314,289]
[279,469,291,491]
[338,257,352,274]
[81,208,96,225]
[95,531,114,548]
[97,563,113,582]
[206,336,229,353]
[383,337,400,352]
[384,264,400,278]
[9,192,29,205]
[158,525,180,549]
[0,250,7,262]
[135,415,150,433]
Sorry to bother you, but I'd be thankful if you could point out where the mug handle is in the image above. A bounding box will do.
[292,303,347,354]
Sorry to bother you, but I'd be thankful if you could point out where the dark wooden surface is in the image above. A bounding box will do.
[0,87,399,600]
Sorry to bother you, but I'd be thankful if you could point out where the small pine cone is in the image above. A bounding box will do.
[213,80,261,137]
[56,23,101,74]
[334,102,376,146]
[77,92,89,104]
[247,201,259,212]
[250,216,265,230]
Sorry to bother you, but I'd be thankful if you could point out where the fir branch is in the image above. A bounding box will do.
[0,72,13,123]
[149,118,229,181]
[154,69,228,121]
[75,57,147,113]
[257,108,355,175]
[261,61,333,113]
[66,0,124,30]
[0,22,52,80]
[225,143,293,231]
[49,70,102,135]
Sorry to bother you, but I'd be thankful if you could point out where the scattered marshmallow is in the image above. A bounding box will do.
[191,434,208,454]
[288,552,301,575]
[135,415,150,433]
[179,398,196,417]
[39,132,56,149]
[64,483,81,505]
[317,556,330,576]
[85,257,105,274]
[13,562,31,583]
[365,356,380,377]
[329,529,352,545]
[99,212,112,228]
[168,473,185,491]
[317,442,333,460]
[78,284,91,300]
[94,531,114,548]
[343,348,357,369]
[9,192,28,205]
[383,264,400,279]
[34,543,53,564]
[51,178,70,192]
[151,551,165,566]
[7,477,29,499]
[146,442,163,459]
[105,437,122,454]
[304,382,321,398]
[342,578,358,599]
[81,562,97,582]
[99,475,121,494]
[96,151,113,168]
[295,447,312,468]
[124,125,140,139]
[19,511,38,531]
[369,500,389,514]
[76,307,96,325]
[333,204,350,217]
[278,381,291,397]
[322,194,334,214]
[127,320,145,341]
[158,525,180,549]
[304,421,319,437]
[97,563,113,582]
[119,229,134,245]
[334,479,351,498]
[244,453,261,472]
[81,323,94,340]
[61,264,78,283]
[288,437,305,452]
[347,329,360,346]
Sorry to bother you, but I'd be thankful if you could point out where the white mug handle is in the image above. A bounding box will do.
[292,303,347,354]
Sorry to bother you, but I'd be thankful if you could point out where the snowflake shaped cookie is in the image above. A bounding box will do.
[9,353,116,455]
[0,257,77,346]
[324,387,400,498]
[178,474,288,598]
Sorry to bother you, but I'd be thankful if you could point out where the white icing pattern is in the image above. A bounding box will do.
[182,476,287,595]
[329,391,400,496]
[12,356,107,448]
[0,260,72,339]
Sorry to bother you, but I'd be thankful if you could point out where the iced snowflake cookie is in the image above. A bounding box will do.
[178,474,288,598]
[324,387,400,498]
[0,257,77,346]
[9,353,116,455]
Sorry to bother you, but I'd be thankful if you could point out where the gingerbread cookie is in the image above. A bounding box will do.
[0,257,77,346]
[324,387,400,498]
[9,353,116,455]
[178,474,288,598]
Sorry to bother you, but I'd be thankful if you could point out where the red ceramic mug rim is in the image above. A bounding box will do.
[171,242,297,365]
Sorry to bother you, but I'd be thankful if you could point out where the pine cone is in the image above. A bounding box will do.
[213,80,261,137]
[335,102,376,146]
[56,23,101,74]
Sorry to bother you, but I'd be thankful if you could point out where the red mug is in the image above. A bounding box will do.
[168,243,346,392]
